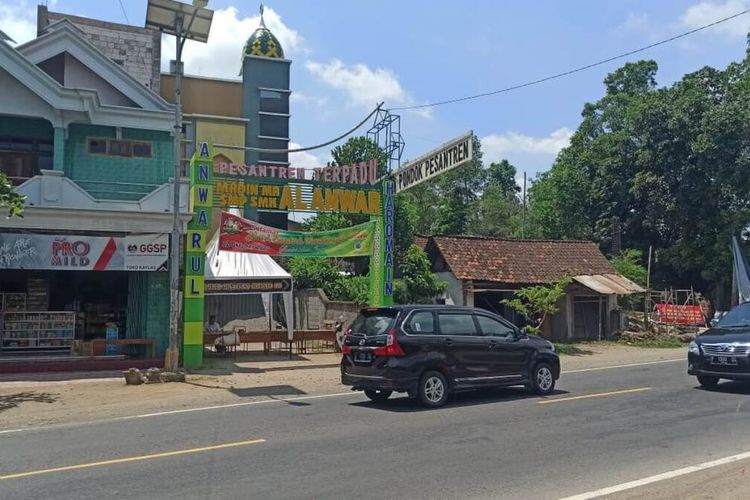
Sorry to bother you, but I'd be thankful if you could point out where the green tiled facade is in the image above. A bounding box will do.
[126,272,171,355]
[64,124,173,200]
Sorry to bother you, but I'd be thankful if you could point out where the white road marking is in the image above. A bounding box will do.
[0,392,357,435]
[559,450,750,499]
[0,358,685,436]
[562,358,683,374]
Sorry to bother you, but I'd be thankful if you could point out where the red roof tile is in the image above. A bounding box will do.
[415,235,429,251]
[427,235,615,284]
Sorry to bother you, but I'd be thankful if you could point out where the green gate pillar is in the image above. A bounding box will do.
[183,142,213,368]
[369,178,395,306]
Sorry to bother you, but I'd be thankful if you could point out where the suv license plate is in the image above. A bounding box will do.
[712,356,737,366]
[354,351,372,364]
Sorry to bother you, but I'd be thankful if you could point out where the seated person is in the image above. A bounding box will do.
[205,316,240,353]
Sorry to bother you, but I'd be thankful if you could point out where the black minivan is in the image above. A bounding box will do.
[341,305,560,407]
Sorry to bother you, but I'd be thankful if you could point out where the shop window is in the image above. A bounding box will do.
[108,140,131,157]
[132,142,153,158]
[88,138,108,154]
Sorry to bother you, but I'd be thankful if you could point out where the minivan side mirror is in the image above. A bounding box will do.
[513,328,526,340]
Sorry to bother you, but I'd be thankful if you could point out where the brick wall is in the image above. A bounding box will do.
[40,7,161,92]
[64,124,173,200]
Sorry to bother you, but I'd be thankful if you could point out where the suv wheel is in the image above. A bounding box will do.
[419,371,448,408]
[697,375,720,388]
[364,389,392,402]
[530,362,555,395]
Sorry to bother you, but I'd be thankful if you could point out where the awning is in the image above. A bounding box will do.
[573,274,645,295]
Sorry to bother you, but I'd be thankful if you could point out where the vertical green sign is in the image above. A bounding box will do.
[369,178,394,307]
[183,142,213,368]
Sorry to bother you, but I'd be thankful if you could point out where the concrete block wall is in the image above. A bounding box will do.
[40,7,161,91]
[293,289,360,331]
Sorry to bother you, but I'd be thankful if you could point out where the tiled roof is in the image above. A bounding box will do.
[427,235,616,284]
[415,235,429,251]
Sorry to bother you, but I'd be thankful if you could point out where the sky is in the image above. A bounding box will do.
[4,0,750,183]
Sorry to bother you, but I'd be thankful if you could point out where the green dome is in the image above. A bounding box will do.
[243,25,284,59]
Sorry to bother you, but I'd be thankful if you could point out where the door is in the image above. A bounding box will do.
[436,311,492,386]
[475,314,529,379]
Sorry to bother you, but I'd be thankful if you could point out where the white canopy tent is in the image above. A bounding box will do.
[204,230,294,342]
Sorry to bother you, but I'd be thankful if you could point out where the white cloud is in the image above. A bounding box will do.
[680,0,750,39]
[288,141,328,171]
[481,128,573,162]
[161,6,303,79]
[620,12,651,32]
[290,92,328,107]
[0,0,38,45]
[305,59,431,117]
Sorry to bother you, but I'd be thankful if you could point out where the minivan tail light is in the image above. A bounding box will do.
[341,328,352,355]
[373,329,405,357]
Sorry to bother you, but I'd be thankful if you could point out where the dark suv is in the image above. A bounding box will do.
[341,305,560,407]
[688,302,750,388]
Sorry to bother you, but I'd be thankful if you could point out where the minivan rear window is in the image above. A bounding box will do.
[350,309,398,336]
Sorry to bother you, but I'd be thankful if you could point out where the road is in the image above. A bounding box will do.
[2,359,750,499]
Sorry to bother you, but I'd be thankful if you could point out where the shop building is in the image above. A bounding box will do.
[423,236,644,341]
[0,19,191,361]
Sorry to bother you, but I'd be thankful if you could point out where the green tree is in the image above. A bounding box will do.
[394,244,447,304]
[610,249,648,311]
[330,136,389,178]
[527,55,750,306]
[1,172,25,218]
[486,160,521,196]
[432,134,485,234]
[610,249,647,286]
[501,277,571,333]
[471,159,524,237]
[288,257,341,298]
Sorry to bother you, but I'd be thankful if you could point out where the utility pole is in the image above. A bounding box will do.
[147,0,213,372]
[521,171,527,239]
[166,19,184,372]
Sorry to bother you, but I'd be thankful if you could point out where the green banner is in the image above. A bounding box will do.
[219,211,375,257]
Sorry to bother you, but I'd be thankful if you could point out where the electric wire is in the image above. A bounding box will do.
[213,102,383,153]
[391,9,750,111]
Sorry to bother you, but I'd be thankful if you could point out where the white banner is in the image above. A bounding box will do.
[125,234,169,271]
[394,131,473,193]
[0,233,168,271]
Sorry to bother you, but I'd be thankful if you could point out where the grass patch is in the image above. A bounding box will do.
[554,343,594,356]
[619,338,685,348]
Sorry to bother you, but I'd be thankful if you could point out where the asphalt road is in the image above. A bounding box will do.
[2,358,750,500]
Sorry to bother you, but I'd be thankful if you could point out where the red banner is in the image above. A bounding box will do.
[655,304,705,326]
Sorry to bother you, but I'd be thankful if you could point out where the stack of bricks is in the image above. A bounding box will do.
[40,6,161,92]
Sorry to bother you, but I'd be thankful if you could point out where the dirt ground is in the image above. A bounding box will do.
[0,343,686,430]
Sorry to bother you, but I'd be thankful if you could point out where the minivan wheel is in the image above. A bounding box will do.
[419,371,449,408]
[530,362,555,395]
[697,375,720,388]
[364,389,392,402]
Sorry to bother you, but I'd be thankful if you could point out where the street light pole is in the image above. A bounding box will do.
[146,0,213,371]
[167,18,185,373]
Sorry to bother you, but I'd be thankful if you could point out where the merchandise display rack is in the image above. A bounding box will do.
[1,311,76,352]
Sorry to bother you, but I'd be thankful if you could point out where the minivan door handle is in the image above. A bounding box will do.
[488,341,498,349]
[443,337,453,346]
